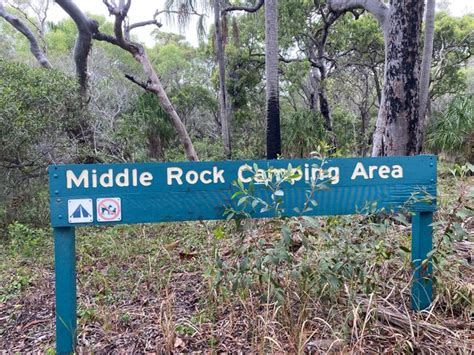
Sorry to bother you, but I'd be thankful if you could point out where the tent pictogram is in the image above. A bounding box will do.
[71,204,92,219]
[68,199,93,223]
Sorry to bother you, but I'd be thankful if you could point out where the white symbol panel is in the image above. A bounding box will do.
[68,199,93,223]
[96,197,122,222]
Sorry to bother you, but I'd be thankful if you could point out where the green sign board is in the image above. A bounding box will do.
[49,155,436,353]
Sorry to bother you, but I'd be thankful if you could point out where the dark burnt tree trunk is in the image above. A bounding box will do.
[265,0,281,159]
[381,0,424,155]
[329,0,426,156]
[317,66,333,133]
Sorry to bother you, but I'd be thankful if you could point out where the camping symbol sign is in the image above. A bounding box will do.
[68,199,93,223]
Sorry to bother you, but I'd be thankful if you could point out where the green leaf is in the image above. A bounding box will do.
[231,191,242,199]
[237,196,248,206]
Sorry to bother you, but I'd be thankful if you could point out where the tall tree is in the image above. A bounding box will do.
[329,0,426,156]
[265,0,281,159]
[418,0,436,151]
[214,0,231,158]
[55,0,198,161]
[306,8,342,144]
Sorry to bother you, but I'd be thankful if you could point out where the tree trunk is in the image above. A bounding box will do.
[137,53,198,161]
[418,0,436,152]
[302,68,319,114]
[147,131,164,159]
[371,0,424,156]
[214,0,232,159]
[328,0,426,157]
[317,66,334,133]
[360,107,369,155]
[265,0,281,159]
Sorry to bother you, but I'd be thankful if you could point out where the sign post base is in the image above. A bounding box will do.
[54,227,77,354]
[411,212,434,311]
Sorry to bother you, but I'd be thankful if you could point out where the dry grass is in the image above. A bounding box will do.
[0,175,472,353]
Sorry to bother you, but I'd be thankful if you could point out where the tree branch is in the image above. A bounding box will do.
[0,1,51,68]
[55,0,100,96]
[128,19,162,32]
[327,0,388,27]
[223,0,264,14]
[124,9,162,39]
[124,74,148,90]
[102,0,142,55]
[249,52,304,63]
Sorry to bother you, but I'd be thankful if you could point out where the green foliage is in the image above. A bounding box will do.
[171,84,217,122]
[431,13,474,99]
[0,59,83,169]
[45,19,78,54]
[426,95,473,161]
[0,59,86,225]
[117,92,175,161]
[216,164,399,304]
[152,42,194,84]
[281,110,328,157]
[328,12,384,65]
[225,44,264,111]
[6,222,48,258]
[192,138,225,161]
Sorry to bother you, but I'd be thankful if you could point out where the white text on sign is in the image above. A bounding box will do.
[66,163,404,189]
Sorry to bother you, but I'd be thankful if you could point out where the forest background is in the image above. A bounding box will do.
[0,0,472,352]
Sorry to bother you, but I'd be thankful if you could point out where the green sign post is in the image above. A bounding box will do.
[49,155,436,353]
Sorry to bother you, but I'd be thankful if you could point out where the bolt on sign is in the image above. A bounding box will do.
[49,155,437,353]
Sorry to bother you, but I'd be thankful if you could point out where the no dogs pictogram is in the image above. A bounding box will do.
[97,197,121,222]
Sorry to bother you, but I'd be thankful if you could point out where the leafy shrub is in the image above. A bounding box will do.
[281,110,328,158]
[214,164,395,304]
[426,95,473,162]
[0,60,84,226]
[7,222,48,257]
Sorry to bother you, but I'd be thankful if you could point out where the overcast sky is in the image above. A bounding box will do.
[48,0,474,47]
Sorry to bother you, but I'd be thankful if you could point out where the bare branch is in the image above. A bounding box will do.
[55,0,99,96]
[327,0,388,27]
[93,30,120,46]
[124,9,162,39]
[101,0,142,55]
[124,74,148,90]
[8,2,43,39]
[223,0,264,14]
[128,19,162,32]
[249,53,304,63]
[0,1,51,68]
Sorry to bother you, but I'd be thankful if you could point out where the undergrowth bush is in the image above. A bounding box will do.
[208,161,472,319]
[6,221,49,257]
